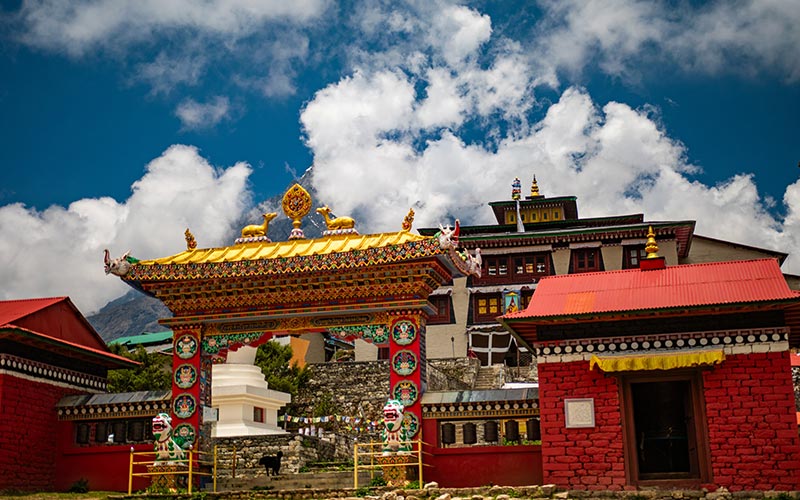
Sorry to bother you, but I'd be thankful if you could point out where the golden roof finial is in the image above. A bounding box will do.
[185,228,197,250]
[645,226,659,259]
[402,208,415,231]
[282,184,312,239]
[530,175,540,197]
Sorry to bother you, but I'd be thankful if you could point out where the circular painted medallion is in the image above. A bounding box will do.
[174,364,197,389]
[173,393,197,419]
[403,411,419,438]
[371,327,389,344]
[393,380,419,407]
[175,335,198,359]
[392,350,417,376]
[174,423,196,448]
[391,320,416,346]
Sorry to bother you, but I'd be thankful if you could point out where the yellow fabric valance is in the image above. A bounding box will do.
[589,350,725,372]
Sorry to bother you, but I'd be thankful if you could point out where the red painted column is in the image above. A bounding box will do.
[170,324,204,450]
[388,313,426,440]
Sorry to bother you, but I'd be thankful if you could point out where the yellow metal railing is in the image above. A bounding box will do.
[128,446,218,494]
[353,434,431,489]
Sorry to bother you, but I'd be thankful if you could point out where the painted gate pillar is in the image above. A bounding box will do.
[388,312,426,440]
[170,323,210,451]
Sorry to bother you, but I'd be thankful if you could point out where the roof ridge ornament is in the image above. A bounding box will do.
[185,228,197,250]
[316,205,358,236]
[282,184,312,240]
[645,225,659,259]
[530,175,540,197]
[401,208,415,232]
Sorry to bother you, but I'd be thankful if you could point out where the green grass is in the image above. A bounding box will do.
[0,493,120,500]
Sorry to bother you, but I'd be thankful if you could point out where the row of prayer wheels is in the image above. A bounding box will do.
[440,418,541,445]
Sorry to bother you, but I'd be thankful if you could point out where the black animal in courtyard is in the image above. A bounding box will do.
[259,450,283,476]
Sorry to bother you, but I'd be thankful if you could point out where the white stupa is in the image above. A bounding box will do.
[211,345,291,437]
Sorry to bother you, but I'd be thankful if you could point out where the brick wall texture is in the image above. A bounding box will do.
[0,373,80,492]
[538,352,800,491]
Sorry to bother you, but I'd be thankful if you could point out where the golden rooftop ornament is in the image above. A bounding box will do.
[402,208,415,231]
[282,184,312,240]
[184,228,197,250]
[645,225,660,259]
[530,175,540,197]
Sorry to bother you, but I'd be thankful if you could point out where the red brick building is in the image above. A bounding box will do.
[501,255,800,491]
[0,297,136,492]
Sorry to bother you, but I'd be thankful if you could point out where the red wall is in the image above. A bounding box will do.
[0,373,80,492]
[538,361,627,490]
[422,418,543,487]
[55,420,152,493]
[702,351,800,491]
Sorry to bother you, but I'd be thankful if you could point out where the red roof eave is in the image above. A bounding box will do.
[0,325,139,369]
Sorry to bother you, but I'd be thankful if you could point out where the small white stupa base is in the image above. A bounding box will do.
[212,345,291,437]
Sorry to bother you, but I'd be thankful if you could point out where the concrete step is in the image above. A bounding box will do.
[215,470,374,492]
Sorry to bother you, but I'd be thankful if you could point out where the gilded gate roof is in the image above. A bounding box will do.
[134,230,430,266]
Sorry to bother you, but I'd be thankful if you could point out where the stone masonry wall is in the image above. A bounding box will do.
[213,433,354,479]
[427,358,481,390]
[702,351,800,491]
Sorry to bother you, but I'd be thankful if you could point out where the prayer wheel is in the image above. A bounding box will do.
[76,423,90,444]
[504,420,520,442]
[462,422,477,444]
[484,421,499,442]
[526,417,541,441]
[95,421,109,443]
[441,422,456,445]
[113,421,127,443]
[128,420,145,442]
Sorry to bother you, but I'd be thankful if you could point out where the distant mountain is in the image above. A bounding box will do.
[88,289,172,342]
[90,169,334,343]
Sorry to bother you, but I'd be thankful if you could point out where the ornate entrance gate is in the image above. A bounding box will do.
[108,184,480,449]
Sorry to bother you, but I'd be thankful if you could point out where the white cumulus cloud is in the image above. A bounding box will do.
[175,96,232,130]
[0,145,252,314]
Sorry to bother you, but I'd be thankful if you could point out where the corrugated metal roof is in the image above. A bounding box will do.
[0,297,66,326]
[504,259,798,319]
[421,388,539,405]
[136,231,429,266]
[57,390,171,408]
[110,331,174,346]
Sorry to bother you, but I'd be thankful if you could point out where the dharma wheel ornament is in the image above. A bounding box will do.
[282,183,312,240]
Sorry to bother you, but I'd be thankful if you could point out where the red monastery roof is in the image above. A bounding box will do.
[0,296,135,369]
[0,296,66,325]
[504,259,799,320]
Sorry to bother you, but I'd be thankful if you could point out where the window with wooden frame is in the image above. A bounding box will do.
[474,293,502,323]
[623,245,648,269]
[485,257,509,277]
[513,253,550,277]
[428,295,452,324]
[377,346,390,360]
[254,407,265,423]
[620,370,710,485]
[571,248,602,273]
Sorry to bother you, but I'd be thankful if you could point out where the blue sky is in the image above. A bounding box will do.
[1,0,799,314]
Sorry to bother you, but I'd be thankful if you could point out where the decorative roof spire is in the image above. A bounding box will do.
[530,175,540,197]
[645,226,659,259]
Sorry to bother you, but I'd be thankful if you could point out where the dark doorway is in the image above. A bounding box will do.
[623,372,709,484]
